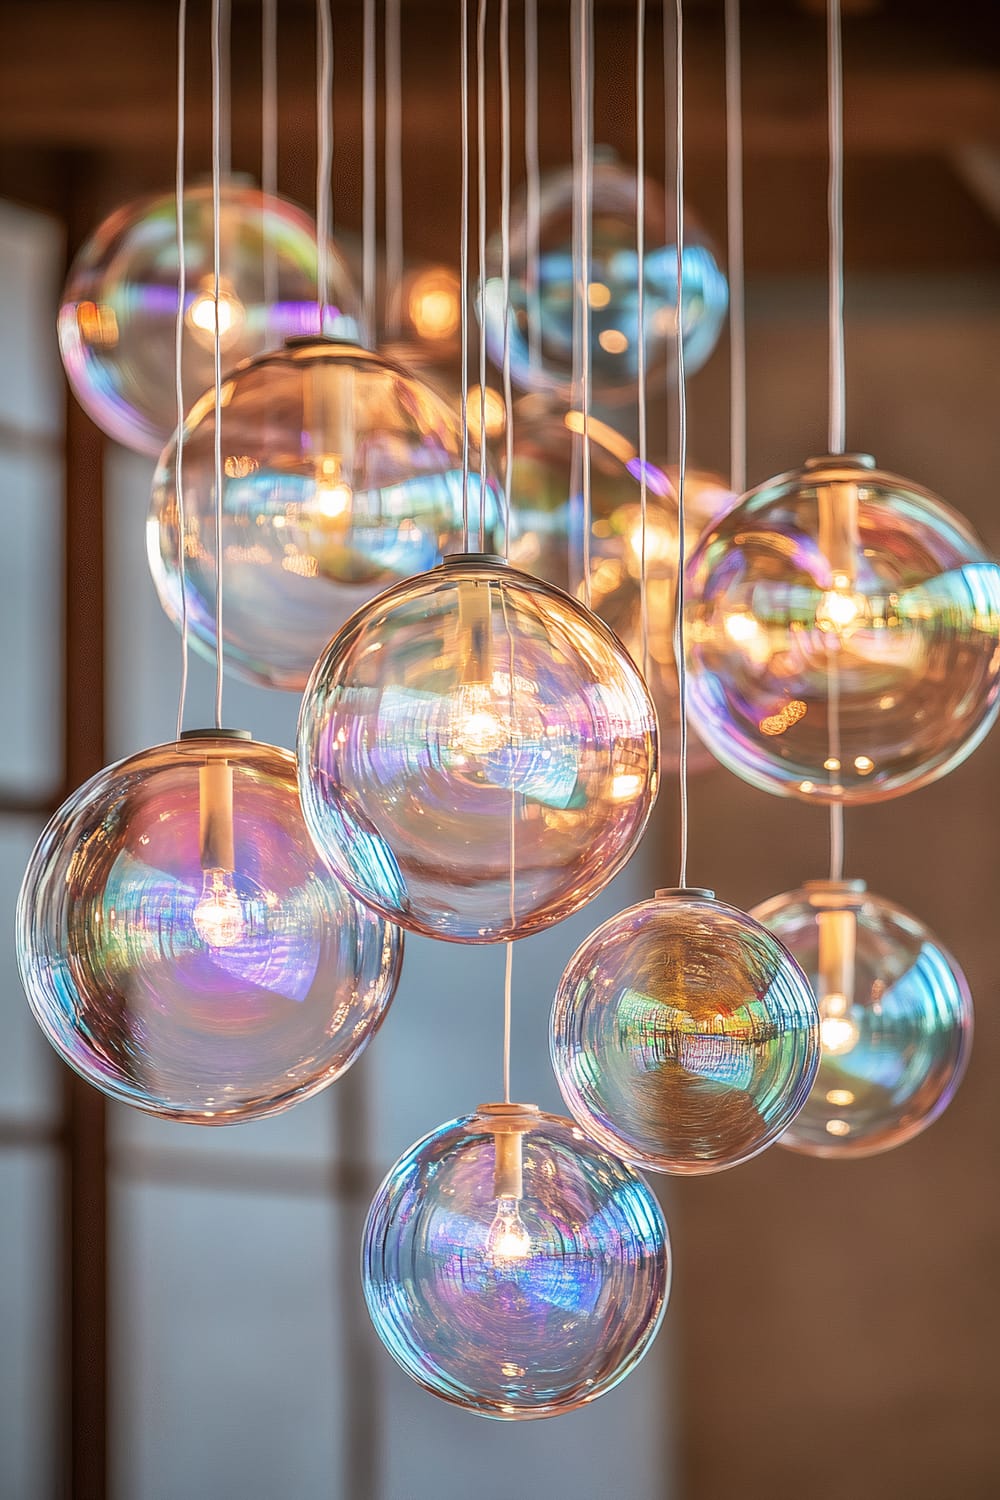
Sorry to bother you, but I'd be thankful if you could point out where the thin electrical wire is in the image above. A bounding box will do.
[500,0,514,557]
[476,0,489,547]
[211,0,225,731]
[579,0,594,611]
[384,0,403,338]
[316,0,334,333]
[523,0,541,375]
[500,583,518,1105]
[219,0,232,180]
[261,0,278,333]
[724,0,747,497]
[827,0,847,880]
[173,0,189,742]
[569,1,583,600]
[460,0,471,549]
[671,0,689,889]
[362,0,377,343]
[635,0,650,684]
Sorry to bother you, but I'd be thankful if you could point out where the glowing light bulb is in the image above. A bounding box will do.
[187,283,245,349]
[485,1197,532,1264]
[724,610,760,644]
[192,866,246,948]
[450,681,511,758]
[819,992,860,1055]
[816,583,866,636]
[408,269,462,341]
[313,456,353,521]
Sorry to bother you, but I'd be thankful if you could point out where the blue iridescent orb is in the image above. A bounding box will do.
[751,880,973,1157]
[362,1103,669,1419]
[479,159,728,405]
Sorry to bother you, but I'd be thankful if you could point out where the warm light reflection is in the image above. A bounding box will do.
[819,992,860,1056]
[485,1197,532,1264]
[192,867,246,948]
[724,610,760,644]
[587,281,612,309]
[816,582,866,636]
[467,385,506,441]
[598,329,629,355]
[759,700,807,736]
[408,269,461,341]
[187,283,246,348]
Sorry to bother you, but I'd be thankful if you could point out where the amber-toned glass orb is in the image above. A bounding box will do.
[750,880,973,1158]
[506,400,732,770]
[362,1102,669,1419]
[685,454,1000,803]
[58,181,360,456]
[479,158,727,405]
[149,339,500,690]
[551,889,820,1174]
[297,554,658,942]
[16,732,402,1123]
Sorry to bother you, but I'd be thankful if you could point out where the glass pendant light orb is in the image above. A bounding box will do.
[58,181,361,456]
[16,732,402,1123]
[685,454,1000,803]
[149,339,500,690]
[479,157,728,405]
[507,398,732,770]
[750,880,973,1157]
[297,554,658,942]
[551,889,820,1174]
[362,1102,669,1419]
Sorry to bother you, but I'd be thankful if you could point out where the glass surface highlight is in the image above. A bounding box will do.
[685,455,1000,803]
[149,339,500,690]
[479,159,728,404]
[551,891,820,1174]
[17,735,402,1123]
[362,1103,669,1419]
[298,555,659,942]
[750,880,973,1157]
[58,182,360,455]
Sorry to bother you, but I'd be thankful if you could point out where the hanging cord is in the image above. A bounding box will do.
[384,0,403,338]
[500,0,513,558]
[724,0,746,497]
[671,0,689,888]
[210,0,225,730]
[580,0,594,611]
[476,0,489,547]
[460,0,471,548]
[569,1,583,600]
[316,0,333,333]
[523,0,541,374]
[362,0,377,343]
[219,0,232,180]
[636,0,649,683]
[173,0,189,741]
[261,0,278,326]
[827,0,846,880]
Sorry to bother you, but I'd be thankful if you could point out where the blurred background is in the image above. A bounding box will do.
[1,1,999,1497]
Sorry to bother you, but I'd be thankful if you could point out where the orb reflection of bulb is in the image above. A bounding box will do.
[192,867,246,949]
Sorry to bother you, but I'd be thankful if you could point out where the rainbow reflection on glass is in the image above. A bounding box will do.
[58,182,360,455]
[551,890,820,1174]
[507,399,732,771]
[16,733,402,1123]
[685,454,1000,803]
[362,1102,669,1419]
[297,554,658,943]
[479,158,727,405]
[149,339,501,690]
[750,880,973,1157]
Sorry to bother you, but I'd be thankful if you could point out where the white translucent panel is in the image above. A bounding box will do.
[0,199,63,436]
[0,1151,60,1500]
[0,449,62,798]
[111,1180,345,1500]
[0,819,59,1122]
[107,1085,338,1164]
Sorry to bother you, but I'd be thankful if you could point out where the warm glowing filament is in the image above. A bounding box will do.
[816,583,866,636]
[192,868,246,949]
[819,992,860,1056]
[187,285,245,347]
[486,1198,532,1264]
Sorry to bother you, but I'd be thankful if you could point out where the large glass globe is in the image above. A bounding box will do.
[685,454,1000,803]
[149,338,501,690]
[16,731,402,1123]
[58,180,360,455]
[479,157,728,405]
[362,1102,669,1419]
[297,554,658,942]
[750,880,973,1157]
[506,399,732,770]
[551,889,820,1174]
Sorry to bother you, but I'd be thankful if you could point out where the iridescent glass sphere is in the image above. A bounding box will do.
[479,158,728,404]
[149,339,500,690]
[16,732,402,1123]
[507,399,732,770]
[685,454,1000,803]
[297,554,658,942]
[362,1102,669,1418]
[551,889,820,1174]
[750,880,973,1157]
[58,181,360,455]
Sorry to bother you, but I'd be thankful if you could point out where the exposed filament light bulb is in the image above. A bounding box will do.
[817,901,859,1056]
[816,475,866,638]
[186,279,245,350]
[193,866,246,948]
[485,1114,533,1267]
[191,756,247,949]
[314,455,353,521]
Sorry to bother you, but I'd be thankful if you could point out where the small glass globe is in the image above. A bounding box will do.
[297,553,658,942]
[58,181,361,456]
[551,889,820,1174]
[506,399,732,770]
[750,880,973,1157]
[149,338,501,690]
[16,732,402,1123]
[685,454,1000,803]
[362,1102,669,1419]
[479,157,728,405]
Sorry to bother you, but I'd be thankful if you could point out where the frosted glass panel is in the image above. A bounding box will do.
[0,818,58,1122]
